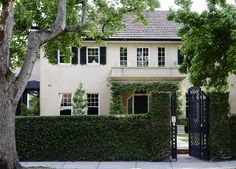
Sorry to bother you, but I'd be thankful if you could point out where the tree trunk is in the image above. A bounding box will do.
[0,85,22,169]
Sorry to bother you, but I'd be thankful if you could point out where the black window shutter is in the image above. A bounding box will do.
[100,47,106,65]
[71,47,78,65]
[80,47,87,65]
[54,50,58,64]
[178,49,184,65]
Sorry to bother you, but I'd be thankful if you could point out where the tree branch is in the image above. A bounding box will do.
[14,0,90,100]
[14,0,67,100]
[0,0,14,76]
[51,0,66,32]
[80,0,88,26]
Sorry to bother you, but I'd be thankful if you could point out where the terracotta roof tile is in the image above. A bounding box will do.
[112,11,181,40]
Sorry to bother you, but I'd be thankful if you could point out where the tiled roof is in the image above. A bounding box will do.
[111,11,181,40]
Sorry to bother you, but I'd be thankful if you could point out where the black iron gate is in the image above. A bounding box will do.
[188,86,209,160]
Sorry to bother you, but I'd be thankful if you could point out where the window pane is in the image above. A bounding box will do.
[120,47,128,67]
[88,48,99,64]
[87,93,99,115]
[158,47,165,67]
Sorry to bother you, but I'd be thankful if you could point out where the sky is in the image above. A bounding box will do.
[159,0,236,12]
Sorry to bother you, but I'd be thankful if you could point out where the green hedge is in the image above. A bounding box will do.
[150,92,170,122]
[231,115,236,159]
[16,115,170,161]
[208,92,231,160]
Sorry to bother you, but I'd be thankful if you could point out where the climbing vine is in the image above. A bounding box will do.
[109,81,183,119]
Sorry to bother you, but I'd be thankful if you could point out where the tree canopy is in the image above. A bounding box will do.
[11,0,159,67]
[168,0,236,92]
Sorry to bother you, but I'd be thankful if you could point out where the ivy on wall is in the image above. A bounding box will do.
[109,81,183,119]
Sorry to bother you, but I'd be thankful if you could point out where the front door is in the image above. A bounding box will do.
[134,95,148,114]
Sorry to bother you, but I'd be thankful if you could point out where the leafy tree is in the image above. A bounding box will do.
[168,0,236,92]
[0,0,159,168]
[73,83,86,115]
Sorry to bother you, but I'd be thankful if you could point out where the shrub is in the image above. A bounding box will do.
[231,115,236,159]
[72,83,86,115]
[16,115,170,161]
[21,96,40,116]
[208,92,231,160]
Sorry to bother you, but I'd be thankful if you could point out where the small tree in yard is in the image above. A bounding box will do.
[73,83,86,115]
[0,0,159,168]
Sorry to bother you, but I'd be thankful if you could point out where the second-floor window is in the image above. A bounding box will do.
[120,47,127,67]
[87,47,99,64]
[80,47,106,65]
[58,50,71,64]
[56,47,78,65]
[178,49,184,65]
[137,48,149,67]
[158,47,165,67]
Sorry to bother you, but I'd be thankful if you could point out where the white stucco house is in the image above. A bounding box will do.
[36,11,236,116]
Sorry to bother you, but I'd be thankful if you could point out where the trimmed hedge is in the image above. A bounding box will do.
[231,115,236,159]
[16,115,170,161]
[150,92,170,122]
[208,92,231,160]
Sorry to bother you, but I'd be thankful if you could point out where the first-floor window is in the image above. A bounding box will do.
[158,47,165,67]
[60,93,72,115]
[87,93,99,115]
[87,47,99,64]
[137,48,149,67]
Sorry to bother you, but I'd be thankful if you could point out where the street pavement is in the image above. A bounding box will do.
[21,155,236,169]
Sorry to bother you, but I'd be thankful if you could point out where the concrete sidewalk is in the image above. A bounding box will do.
[21,155,236,169]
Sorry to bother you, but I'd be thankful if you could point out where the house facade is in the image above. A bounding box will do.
[39,11,236,116]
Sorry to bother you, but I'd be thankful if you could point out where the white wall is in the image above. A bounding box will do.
[40,41,182,116]
[40,41,236,116]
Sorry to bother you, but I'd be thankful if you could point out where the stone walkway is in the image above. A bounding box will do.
[21,155,236,169]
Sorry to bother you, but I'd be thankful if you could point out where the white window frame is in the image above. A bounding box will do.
[86,93,100,115]
[137,47,149,67]
[27,93,34,110]
[60,93,72,111]
[57,48,72,65]
[158,47,165,67]
[126,93,149,114]
[87,47,100,65]
[120,47,128,67]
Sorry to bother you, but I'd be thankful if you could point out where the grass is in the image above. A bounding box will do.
[177,133,188,143]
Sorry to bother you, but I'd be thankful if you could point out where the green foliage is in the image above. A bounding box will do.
[72,83,87,115]
[12,0,159,67]
[231,115,236,159]
[208,92,231,160]
[16,115,170,161]
[110,81,183,120]
[168,0,236,92]
[149,92,170,122]
[21,97,40,116]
